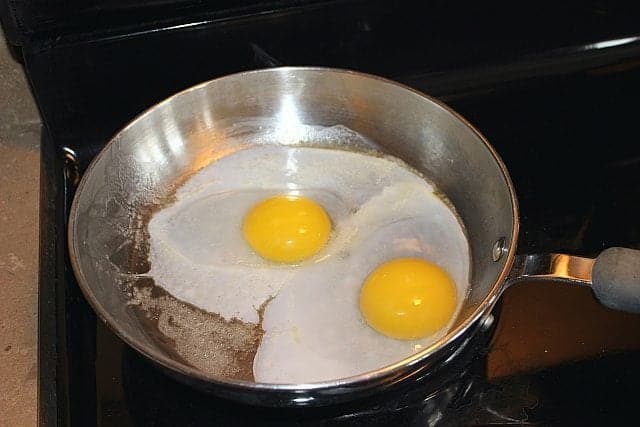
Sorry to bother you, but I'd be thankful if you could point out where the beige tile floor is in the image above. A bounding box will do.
[0,34,40,426]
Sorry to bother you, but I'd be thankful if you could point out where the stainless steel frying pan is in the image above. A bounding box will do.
[68,67,640,406]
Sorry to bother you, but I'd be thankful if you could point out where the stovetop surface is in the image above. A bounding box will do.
[22,1,640,425]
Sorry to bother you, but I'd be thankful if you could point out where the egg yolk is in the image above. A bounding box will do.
[359,258,457,340]
[242,195,331,263]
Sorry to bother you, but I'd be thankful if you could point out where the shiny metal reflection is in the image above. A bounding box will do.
[507,253,594,287]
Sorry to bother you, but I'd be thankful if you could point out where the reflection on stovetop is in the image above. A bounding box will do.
[455,351,640,426]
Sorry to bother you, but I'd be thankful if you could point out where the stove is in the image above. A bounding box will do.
[3,1,640,425]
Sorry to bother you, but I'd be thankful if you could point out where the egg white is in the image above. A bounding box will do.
[147,145,471,382]
[253,180,470,383]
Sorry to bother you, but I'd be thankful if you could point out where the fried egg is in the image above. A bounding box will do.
[147,145,471,383]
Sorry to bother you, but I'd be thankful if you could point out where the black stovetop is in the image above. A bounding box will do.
[9,1,640,425]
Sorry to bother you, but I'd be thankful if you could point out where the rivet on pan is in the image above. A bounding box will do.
[492,237,507,262]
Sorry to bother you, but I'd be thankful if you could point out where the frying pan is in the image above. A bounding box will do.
[68,67,640,406]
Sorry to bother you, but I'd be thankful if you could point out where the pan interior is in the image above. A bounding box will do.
[69,68,516,387]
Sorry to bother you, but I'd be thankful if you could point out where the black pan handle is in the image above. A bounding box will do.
[507,247,640,313]
[592,247,640,313]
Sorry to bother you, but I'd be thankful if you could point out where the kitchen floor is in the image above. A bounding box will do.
[0,33,40,426]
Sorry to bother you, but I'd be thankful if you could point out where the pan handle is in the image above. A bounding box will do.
[506,247,640,313]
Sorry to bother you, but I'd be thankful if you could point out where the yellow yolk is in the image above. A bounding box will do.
[242,195,331,263]
[359,258,457,340]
